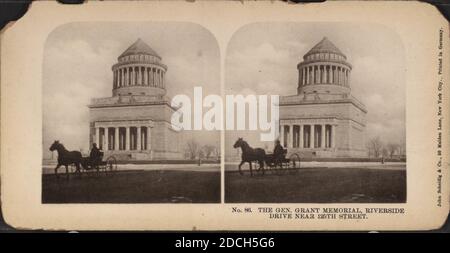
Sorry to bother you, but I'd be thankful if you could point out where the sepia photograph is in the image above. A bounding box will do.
[41,22,221,203]
[224,23,407,203]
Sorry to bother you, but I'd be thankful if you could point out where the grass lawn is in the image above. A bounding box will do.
[225,167,406,203]
[42,170,220,203]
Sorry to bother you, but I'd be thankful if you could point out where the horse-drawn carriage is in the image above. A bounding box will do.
[49,140,117,178]
[264,151,301,175]
[80,151,118,174]
[233,138,301,176]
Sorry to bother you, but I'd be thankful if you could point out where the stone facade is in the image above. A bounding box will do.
[279,37,367,158]
[88,39,182,160]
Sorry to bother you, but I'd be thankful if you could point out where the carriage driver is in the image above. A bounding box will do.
[89,143,102,167]
[273,139,286,162]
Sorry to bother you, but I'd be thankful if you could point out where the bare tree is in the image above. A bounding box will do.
[202,145,216,159]
[367,136,383,158]
[398,140,406,157]
[186,139,200,160]
[382,147,389,158]
[387,143,399,158]
[212,145,220,160]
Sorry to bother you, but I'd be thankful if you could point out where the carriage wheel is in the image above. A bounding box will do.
[273,161,284,175]
[267,163,276,175]
[106,156,118,173]
[288,153,301,174]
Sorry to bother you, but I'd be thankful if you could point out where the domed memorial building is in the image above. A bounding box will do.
[279,37,367,157]
[88,39,182,160]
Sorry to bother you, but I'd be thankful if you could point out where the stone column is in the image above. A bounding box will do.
[331,66,334,84]
[116,70,119,88]
[150,68,152,86]
[126,67,129,86]
[287,125,292,148]
[318,66,321,84]
[336,67,339,85]
[345,69,349,86]
[299,125,303,148]
[144,67,148,86]
[123,68,126,86]
[313,66,318,84]
[128,67,131,86]
[126,127,130,151]
[328,65,333,83]
[306,67,309,84]
[315,66,319,84]
[321,124,326,148]
[137,126,141,150]
[152,69,154,87]
[115,127,119,150]
[147,126,152,151]
[333,67,336,84]
[118,69,121,87]
[121,68,125,87]
[331,125,336,148]
[301,68,305,85]
[135,67,138,85]
[105,128,109,151]
[293,125,298,148]
[337,67,340,84]
[347,69,350,86]
[113,70,116,89]
[308,66,312,84]
[310,124,315,148]
[280,124,285,147]
[148,68,152,86]
[344,69,347,86]
[136,67,140,85]
[116,70,119,87]
[154,69,157,87]
[338,67,341,84]
[95,127,100,146]
[130,67,133,86]
[322,66,326,83]
[133,67,136,85]
[142,67,145,85]
[135,67,139,85]
[129,67,133,86]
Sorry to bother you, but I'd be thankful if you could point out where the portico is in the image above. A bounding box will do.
[94,121,153,152]
[279,121,336,150]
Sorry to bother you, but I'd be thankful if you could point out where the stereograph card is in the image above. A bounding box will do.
[0,1,449,230]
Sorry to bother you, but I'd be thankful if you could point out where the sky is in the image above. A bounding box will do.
[43,22,220,158]
[224,22,406,156]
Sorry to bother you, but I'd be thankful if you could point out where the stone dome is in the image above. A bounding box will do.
[118,38,161,60]
[304,37,346,59]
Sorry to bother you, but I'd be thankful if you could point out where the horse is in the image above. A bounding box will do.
[49,140,82,178]
[233,138,266,176]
